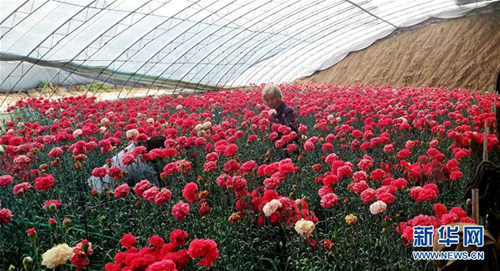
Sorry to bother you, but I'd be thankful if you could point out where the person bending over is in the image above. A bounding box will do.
[88,135,166,192]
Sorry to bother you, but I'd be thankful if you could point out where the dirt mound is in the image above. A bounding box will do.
[296,7,500,92]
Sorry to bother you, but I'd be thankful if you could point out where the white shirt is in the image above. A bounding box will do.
[87,142,159,192]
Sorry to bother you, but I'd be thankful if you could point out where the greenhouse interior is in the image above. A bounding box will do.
[1,0,500,270]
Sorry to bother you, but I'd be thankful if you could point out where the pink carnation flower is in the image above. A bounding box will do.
[0,175,13,186]
[320,193,339,209]
[154,188,172,206]
[13,182,31,195]
[114,184,130,198]
[171,201,190,220]
[352,181,369,194]
[142,187,160,201]
[360,188,376,204]
[134,180,151,198]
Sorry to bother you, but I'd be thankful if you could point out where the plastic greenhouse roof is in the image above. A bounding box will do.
[0,0,498,93]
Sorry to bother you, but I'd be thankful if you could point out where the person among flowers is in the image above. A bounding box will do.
[88,135,167,192]
[261,84,299,161]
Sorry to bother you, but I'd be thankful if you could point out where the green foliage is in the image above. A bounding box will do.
[38,81,48,89]
[83,83,114,93]
[1,96,499,270]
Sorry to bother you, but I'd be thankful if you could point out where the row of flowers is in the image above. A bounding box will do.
[1,83,499,269]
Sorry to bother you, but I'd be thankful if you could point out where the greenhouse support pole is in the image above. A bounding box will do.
[472,188,480,224]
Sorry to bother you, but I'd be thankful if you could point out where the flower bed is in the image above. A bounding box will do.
[1,83,499,270]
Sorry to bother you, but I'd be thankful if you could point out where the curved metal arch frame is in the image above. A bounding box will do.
[143,0,452,95]
[0,0,112,108]
[112,0,239,99]
[225,9,375,87]
[82,1,201,98]
[111,0,242,99]
[45,0,171,100]
[126,0,281,98]
[0,0,49,39]
[111,0,248,99]
[237,8,395,86]
[124,0,284,98]
[202,0,355,90]
[1,0,493,102]
[256,22,389,86]
[0,0,30,25]
[1,0,70,82]
[0,0,128,102]
[181,0,338,92]
[265,1,456,86]
[237,0,452,87]
[236,11,390,85]
[36,0,125,97]
[26,0,130,95]
[53,0,271,33]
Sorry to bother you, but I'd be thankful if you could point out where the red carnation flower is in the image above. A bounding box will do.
[397,149,411,159]
[377,192,394,204]
[416,184,438,202]
[108,166,123,181]
[13,182,31,195]
[0,175,14,186]
[134,180,151,198]
[198,201,210,216]
[43,200,61,210]
[223,159,240,173]
[48,147,64,157]
[352,181,369,194]
[121,153,136,166]
[154,188,172,206]
[188,239,219,269]
[361,188,376,204]
[169,229,189,247]
[433,203,447,216]
[439,213,459,225]
[0,208,13,225]
[145,260,176,271]
[304,141,315,151]
[182,182,198,203]
[248,134,258,142]
[205,152,219,162]
[390,178,408,190]
[286,144,297,152]
[449,207,466,218]
[357,158,373,170]
[34,174,55,191]
[369,168,386,180]
[223,143,238,157]
[337,165,352,179]
[409,186,422,200]
[149,235,164,248]
[92,167,107,178]
[449,171,463,181]
[142,187,159,202]
[120,233,136,248]
[203,161,217,172]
